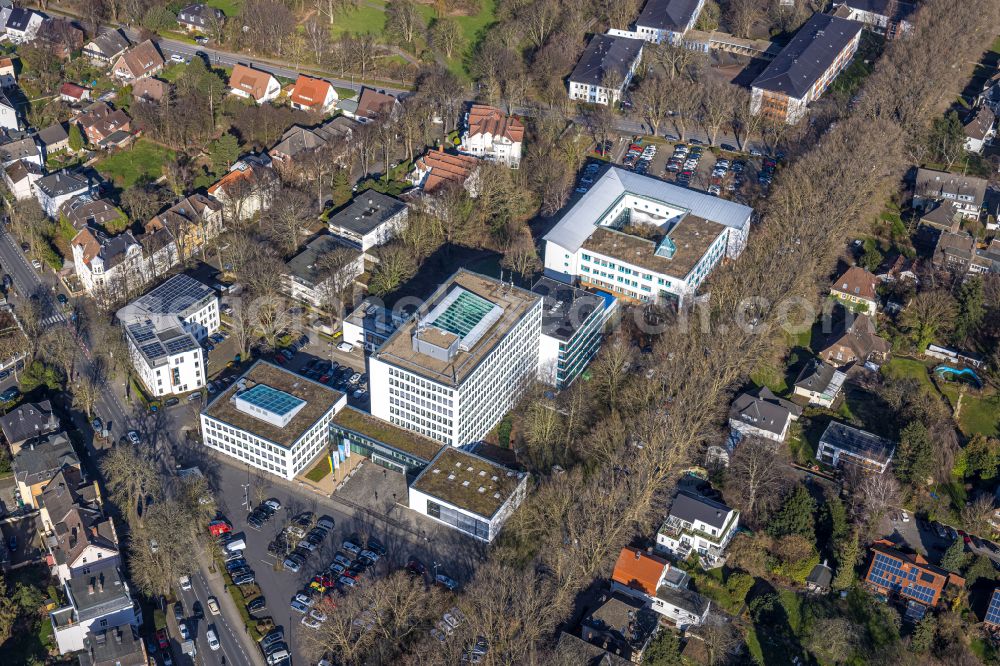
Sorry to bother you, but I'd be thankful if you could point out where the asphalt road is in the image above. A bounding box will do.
[176,569,252,666]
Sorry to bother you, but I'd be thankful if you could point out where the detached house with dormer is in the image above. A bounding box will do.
[460,105,524,168]
[728,386,801,443]
[656,490,739,568]
[830,266,879,315]
[913,168,987,221]
[111,40,164,83]
[228,64,280,104]
[50,567,140,654]
[71,227,147,300]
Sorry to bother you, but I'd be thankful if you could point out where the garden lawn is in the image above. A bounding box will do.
[881,357,934,391]
[96,140,175,188]
[305,457,331,482]
[329,3,388,36]
[207,0,244,15]
[939,384,1000,437]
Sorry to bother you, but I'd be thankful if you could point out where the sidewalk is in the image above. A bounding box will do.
[197,549,268,666]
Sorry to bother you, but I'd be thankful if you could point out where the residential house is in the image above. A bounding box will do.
[61,196,126,233]
[35,18,84,60]
[964,105,996,154]
[3,159,42,201]
[83,30,130,64]
[728,387,801,443]
[979,70,1000,116]
[131,78,167,104]
[918,200,962,233]
[37,467,99,537]
[289,74,338,114]
[70,227,147,301]
[932,230,994,275]
[875,254,919,285]
[750,13,862,124]
[228,64,280,104]
[555,631,633,665]
[44,498,119,584]
[111,40,164,83]
[135,224,179,284]
[79,625,147,666]
[793,358,846,408]
[408,149,481,194]
[146,194,223,260]
[633,0,706,45]
[206,154,277,221]
[830,0,914,38]
[611,547,710,629]
[5,7,44,43]
[50,568,140,654]
[282,234,363,308]
[976,239,1000,274]
[568,33,644,106]
[579,592,658,663]
[817,421,896,474]
[459,104,524,168]
[818,313,889,368]
[806,561,834,594]
[268,116,355,171]
[864,540,963,608]
[59,82,90,104]
[327,190,407,252]
[345,87,399,122]
[13,432,80,509]
[0,135,43,167]
[0,399,59,454]
[830,265,879,315]
[0,89,18,131]
[34,171,92,218]
[176,3,224,32]
[913,168,987,220]
[0,56,14,87]
[38,121,70,155]
[75,102,131,146]
[655,490,740,566]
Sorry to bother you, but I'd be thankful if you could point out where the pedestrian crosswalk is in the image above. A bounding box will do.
[42,314,65,326]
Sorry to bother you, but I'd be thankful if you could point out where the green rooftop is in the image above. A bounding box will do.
[331,407,443,462]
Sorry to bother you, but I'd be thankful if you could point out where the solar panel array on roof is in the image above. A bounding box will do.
[127,321,156,344]
[164,336,197,355]
[987,589,1000,625]
[136,274,215,316]
[140,341,166,361]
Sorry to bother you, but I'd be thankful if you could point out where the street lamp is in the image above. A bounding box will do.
[241,483,250,510]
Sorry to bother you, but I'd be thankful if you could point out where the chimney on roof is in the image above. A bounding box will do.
[634,549,641,560]
[87,580,95,595]
[114,628,122,644]
[97,575,104,593]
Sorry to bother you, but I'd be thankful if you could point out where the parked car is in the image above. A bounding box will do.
[233,573,255,586]
[283,556,303,572]
[337,342,354,353]
[343,538,362,555]
[261,630,284,650]
[207,596,220,615]
[290,599,310,614]
[127,430,140,444]
[178,622,190,641]
[207,627,220,650]
[317,516,335,530]
[156,629,169,650]
[435,573,459,591]
[225,558,247,571]
[247,597,267,614]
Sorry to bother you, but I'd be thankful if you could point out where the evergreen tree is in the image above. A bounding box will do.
[963,434,1000,480]
[331,168,352,206]
[766,485,815,539]
[953,276,984,343]
[208,133,239,174]
[894,421,934,486]
[68,123,84,152]
[908,615,936,653]
[832,528,860,591]
[643,629,682,665]
[965,555,996,585]
[939,539,969,574]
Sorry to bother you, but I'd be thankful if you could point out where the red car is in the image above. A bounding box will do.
[208,520,231,537]
[274,354,287,364]
[156,628,169,650]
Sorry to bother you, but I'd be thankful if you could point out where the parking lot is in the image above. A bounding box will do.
[882,511,1000,566]
[0,513,41,568]
[197,453,479,666]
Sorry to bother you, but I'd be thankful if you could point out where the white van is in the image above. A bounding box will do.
[179,575,192,591]
[225,538,246,553]
[267,649,290,665]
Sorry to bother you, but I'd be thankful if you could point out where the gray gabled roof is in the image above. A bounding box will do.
[543,167,752,253]
[794,358,845,395]
[569,34,644,88]
[0,400,58,445]
[654,585,711,616]
[751,13,862,99]
[668,490,733,530]
[729,386,800,435]
[636,0,703,32]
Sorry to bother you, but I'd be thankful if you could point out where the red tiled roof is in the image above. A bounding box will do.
[289,75,334,109]
[467,104,524,143]
[832,266,877,301]
[356,88,397,119]
[229,64,274,101]
[611,547,667,596]
[60,82,89,99]
[416,149,480,192]
[113,39,164,79]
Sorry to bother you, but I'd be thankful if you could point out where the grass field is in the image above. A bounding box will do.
[207,0,244,16]
[96,139,175,188]
[305,457,331,482]
[329,2,389,37]
[881,357,934,390]
[939,383,1000,437]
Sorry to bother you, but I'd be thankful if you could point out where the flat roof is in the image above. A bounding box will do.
[543,167,752,254]
[410,446,525,518]
[204,361,343,448]
[820,421,895,464]
[327,191,406,238]
[532,277,606,342]
[117,274,215,320]
[581,217,726,280]
[374,270,540,387]
[284,234,360,287]
[331,406,443,462]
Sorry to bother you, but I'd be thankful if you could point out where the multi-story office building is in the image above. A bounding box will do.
[341,299,412,353]
[282,234,363,308]
[750,13,862,124]
[201,361,346,479]
[532,277,612,389]
[543,167,752,307]
[331,405,443,479]
[407,446,527,542]
[116,275,218,397]
[369,270,542,447]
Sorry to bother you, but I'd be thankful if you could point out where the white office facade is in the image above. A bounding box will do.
[370,273,542,448]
